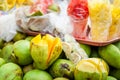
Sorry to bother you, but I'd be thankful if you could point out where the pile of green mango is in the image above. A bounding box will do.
[0,31,119,80]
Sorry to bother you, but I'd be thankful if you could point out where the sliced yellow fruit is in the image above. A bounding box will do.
[31,34,41,45]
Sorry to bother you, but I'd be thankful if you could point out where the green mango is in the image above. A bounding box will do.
[13,40,33,65]
[13,32,26,42]
[110,68,120,80]
[3,41,14,47]
[0,63,23,80]
[98,44,120,69]
[49,59,75,79]
[74,58,109,80]
[23,69,53,80]
[0,58,5,67]
[114,41,120,50]
[79,43,91,56]
[0,44,16,63]
[107,76,117,80]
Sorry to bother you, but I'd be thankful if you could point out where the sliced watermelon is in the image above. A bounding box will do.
[67,0,89,39]
[67,0,89,19]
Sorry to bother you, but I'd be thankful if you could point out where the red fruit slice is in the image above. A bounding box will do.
[68,0,89,19]
[30,0,53,14]
[67,0,89,39]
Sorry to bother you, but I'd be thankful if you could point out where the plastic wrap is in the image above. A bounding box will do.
[15,6,54,35]
[16,0,73,40]
[49,0,73,35]
[0,0,34,42]
[88,0,112,42]
[0,13,19,42]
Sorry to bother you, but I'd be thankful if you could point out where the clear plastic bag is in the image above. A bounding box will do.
[16,0,73,39]
[0,13,19,42]
[15,6,55,35]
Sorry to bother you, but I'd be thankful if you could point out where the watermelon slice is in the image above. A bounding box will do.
[67,0,89,39]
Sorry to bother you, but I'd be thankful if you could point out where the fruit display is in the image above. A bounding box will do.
[0,0,120,80]
[0,32,119,80]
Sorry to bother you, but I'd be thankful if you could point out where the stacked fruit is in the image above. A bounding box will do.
[0,32,119,80]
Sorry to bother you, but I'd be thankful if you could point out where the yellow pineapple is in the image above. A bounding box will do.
[88,0,112,42]
[109,0,120,40]
[113,0,120,7]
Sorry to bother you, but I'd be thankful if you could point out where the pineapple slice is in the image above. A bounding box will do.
[88,0,112,42]
[109,0,120,40]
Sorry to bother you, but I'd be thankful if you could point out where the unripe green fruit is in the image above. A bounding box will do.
[13,40,33,65]
[0,63,23,80]
[49,59,75,79]
[13,32,26,42]
[0,44,16,63]
[0,58,5,67]
[23,69,53,80]
[99,44,120,69]
[79,43,91,56]
[107,76,117,80]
